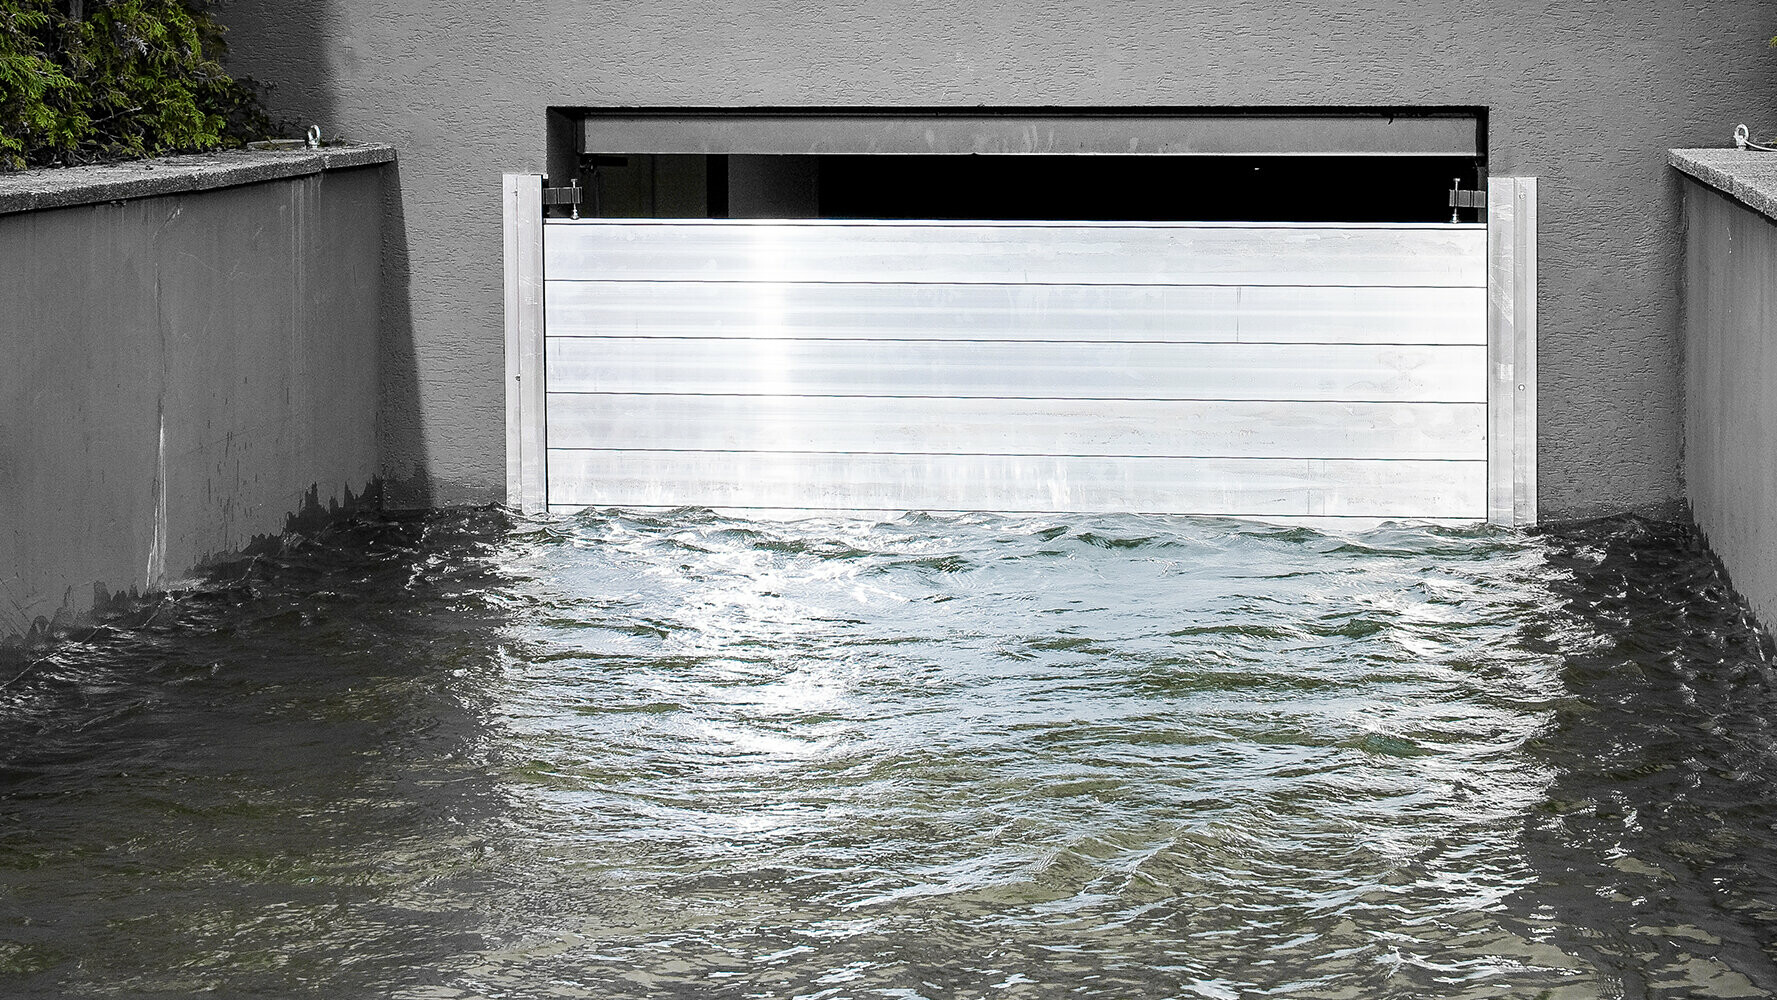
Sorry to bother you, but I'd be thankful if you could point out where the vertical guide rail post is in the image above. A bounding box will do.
[503,173,547,513]
[1486,177,1538,526]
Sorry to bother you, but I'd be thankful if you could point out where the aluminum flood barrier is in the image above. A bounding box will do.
[505,176,1537,525]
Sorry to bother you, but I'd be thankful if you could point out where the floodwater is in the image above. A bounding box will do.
[2,509,1776,999]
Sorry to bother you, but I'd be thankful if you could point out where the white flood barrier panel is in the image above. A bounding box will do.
[514,209,1511,521]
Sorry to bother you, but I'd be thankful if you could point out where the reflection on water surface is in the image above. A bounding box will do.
[2,509,1775,998]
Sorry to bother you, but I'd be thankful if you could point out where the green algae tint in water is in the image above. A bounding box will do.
[2,510,1777,999]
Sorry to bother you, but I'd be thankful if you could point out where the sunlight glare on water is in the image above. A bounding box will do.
[2,509,1776,998]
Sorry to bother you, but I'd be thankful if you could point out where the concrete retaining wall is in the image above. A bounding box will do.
[1675,149,1777,626]
[0,148,392,640]
[218,1,1777,517]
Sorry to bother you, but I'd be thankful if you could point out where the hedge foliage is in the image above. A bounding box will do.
[0,0,271,170]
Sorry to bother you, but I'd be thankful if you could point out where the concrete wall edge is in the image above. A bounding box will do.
[1678,176,1777,635]
[1671,148,1777,224]
[0,144,396,216]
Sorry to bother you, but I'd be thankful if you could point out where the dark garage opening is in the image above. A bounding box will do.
[818,155,1479,222]
[566,153,1483,224]
[553,107,1487,224]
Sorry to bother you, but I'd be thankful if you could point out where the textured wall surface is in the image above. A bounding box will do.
[219,1,1777,516]
[1682,177,1777,627]
[0,167,382,639]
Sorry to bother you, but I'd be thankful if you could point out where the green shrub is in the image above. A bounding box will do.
[0,0,272,170]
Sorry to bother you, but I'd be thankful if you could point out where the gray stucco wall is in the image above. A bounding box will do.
[219,1,1777,517]
[0,161,384,640]
[1678,162,1777,627]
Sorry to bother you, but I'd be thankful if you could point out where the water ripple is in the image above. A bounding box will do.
[0,510,1774,997]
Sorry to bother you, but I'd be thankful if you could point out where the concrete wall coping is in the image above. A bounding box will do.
[0,144,395,216]
[1671,148,1777,222]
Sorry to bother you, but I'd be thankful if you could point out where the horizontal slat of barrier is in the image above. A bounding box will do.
[546,339,1484,402]
[545,282,1487,345]
[553,508,1479,530]
[546,395,1486,460]
[545,450,1486,517]
[544,223,1486,287]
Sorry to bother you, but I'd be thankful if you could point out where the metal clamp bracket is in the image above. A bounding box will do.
[542,178,583,219]
[1449,177,1487,221]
